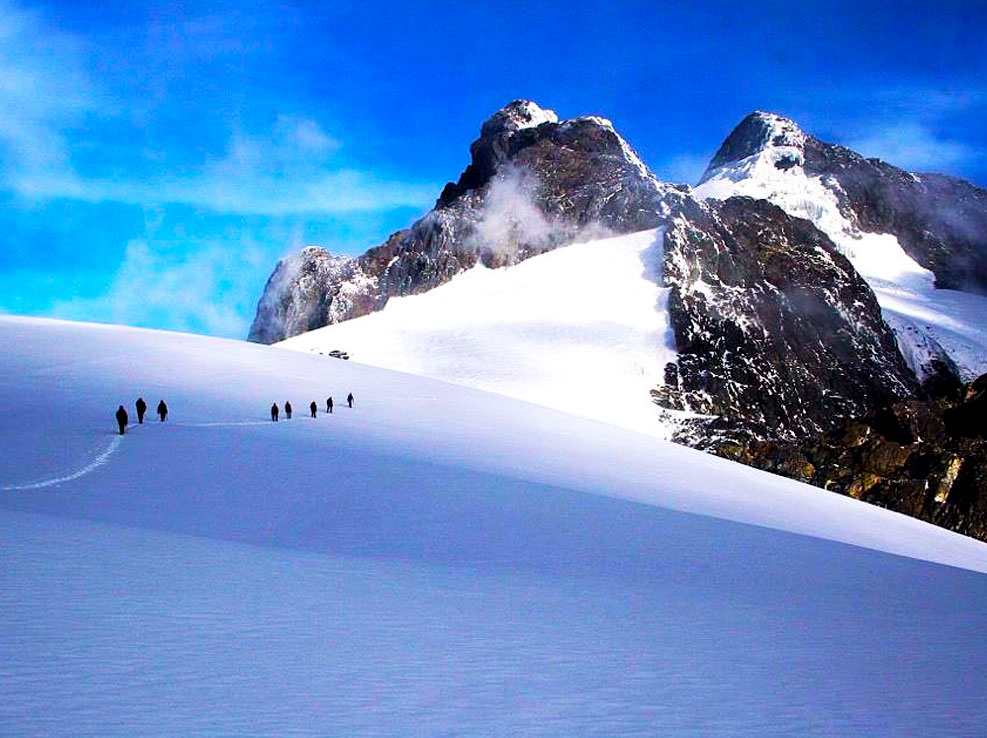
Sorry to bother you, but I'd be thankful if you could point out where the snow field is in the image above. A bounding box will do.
[2,315,985,569]
[1,315,986,736]
[278,229,684,439]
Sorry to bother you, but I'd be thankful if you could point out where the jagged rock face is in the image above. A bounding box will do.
[655,195,918,442]
[437,106,669,232]
[723,374,987,543]
[701,112,987,294]
[249,100,669,344]
[703,112,807,174]
[248,248,377,345]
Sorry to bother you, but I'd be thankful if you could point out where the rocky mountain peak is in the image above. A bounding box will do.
[700,111,807,182]
[697,110,987,296]
[247,103,987,544]
[251,101,671,345]
[437,100,661,208]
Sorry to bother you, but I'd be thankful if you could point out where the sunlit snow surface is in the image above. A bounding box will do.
[694,124,987,381]
[1,316,986,736]
[279,229,682,438]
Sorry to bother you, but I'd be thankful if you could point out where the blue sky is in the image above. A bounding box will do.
[1,0,985,337]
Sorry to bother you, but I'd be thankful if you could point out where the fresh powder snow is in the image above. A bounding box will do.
[278,229,685,438]
[1,315,986,736]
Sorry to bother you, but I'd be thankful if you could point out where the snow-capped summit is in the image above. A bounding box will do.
[699,111,808,181]
[695,111,987,388]
[479,99,559,137]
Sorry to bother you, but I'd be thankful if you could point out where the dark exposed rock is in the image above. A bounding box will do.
[247,248,371,345]
[717,375,987,542]
[804,150,987,295]
[943,374,987,439]
[654,194,918,441]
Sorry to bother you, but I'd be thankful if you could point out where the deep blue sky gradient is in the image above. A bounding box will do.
[2,0,985,336]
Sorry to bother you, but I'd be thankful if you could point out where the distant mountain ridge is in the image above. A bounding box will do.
[250,101,987,541]
[698,110,987,295]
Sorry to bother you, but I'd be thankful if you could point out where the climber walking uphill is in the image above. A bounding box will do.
[271,403,279,422]
[285,401,292,419]
[115,405,128,435]
[135,397,147,424]
[157,400,168,422]
[347,392,354,409]
[326,397,333,414]
[309,401,317,418]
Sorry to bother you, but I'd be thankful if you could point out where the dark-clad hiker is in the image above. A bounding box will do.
[309,401,317,418]
[115,405,128,435]
[157,400,168,422]
[271,403,279,422]
[347,392,354,409]
[326,397,333,414]
[135,397,147,424]
[285,401,292,419]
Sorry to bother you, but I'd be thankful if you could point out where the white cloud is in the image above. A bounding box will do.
[472,167,557,256]
[11,150,437,215]
[0,0,92,174]
[847,122,974,172]
[4,108,436,215]
[48,239,264,338]
[0,1,435,215]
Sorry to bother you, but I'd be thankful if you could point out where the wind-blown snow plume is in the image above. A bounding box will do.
[471,166,615,263]
[471,167,559,260]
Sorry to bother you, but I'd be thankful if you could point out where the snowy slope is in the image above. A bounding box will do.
[2,316,986,736]
[694,113,987,382]
[278,229,683,438]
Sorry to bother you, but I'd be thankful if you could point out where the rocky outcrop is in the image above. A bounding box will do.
[654,194,918,442]
[803,143,987,295]
[248,100,672,344]
[717,374,987,541]
[248,248,374,345]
